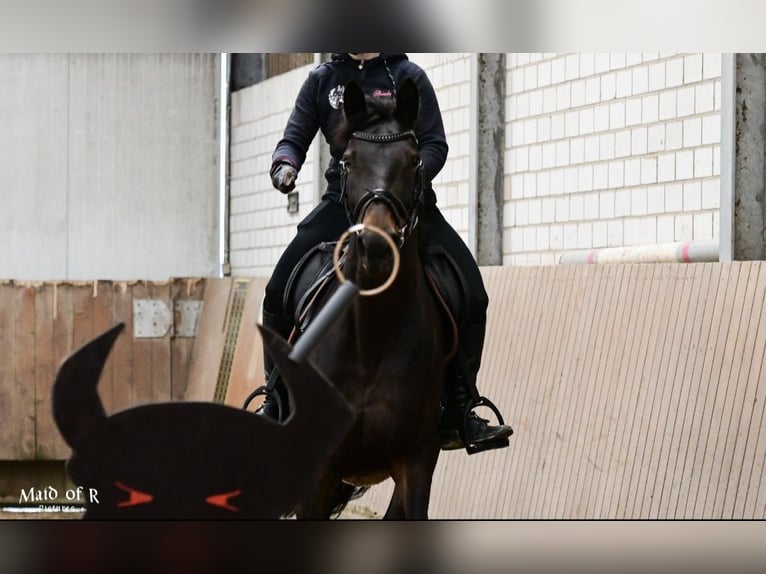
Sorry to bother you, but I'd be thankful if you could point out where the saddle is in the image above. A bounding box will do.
[282,241,468,352]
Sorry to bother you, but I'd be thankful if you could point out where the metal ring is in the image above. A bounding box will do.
[332,223,401,297]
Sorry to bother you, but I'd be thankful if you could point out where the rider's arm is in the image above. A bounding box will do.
[271,72,321,173]
[411,68,449,184]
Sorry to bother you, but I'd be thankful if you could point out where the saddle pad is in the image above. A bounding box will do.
[283,241,341,336]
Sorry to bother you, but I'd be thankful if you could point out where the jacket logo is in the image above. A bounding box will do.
[373,89,392,98]
[328,85,345,109]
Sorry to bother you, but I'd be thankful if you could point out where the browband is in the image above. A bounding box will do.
[350,130,418,145]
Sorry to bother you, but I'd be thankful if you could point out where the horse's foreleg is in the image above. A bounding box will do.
[390,455,438,520]
[383,485,406,520]
[294,473,340,520]
[401,468,434,519]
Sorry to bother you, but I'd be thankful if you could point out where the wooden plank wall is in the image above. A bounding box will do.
[352,262,766,519]
[0,279,204,461]
[184,277,269,407]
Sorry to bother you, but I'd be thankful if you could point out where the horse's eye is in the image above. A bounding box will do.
[205,489,242,512]
[114,481,154,507]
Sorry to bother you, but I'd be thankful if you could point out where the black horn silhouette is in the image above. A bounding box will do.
[51,322,356,519]
[52,322,124,449]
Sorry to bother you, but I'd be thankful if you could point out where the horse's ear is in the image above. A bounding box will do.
[395,78,419,128]
[343,81,367,127]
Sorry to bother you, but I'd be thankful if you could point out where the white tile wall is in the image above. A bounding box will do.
[504,53,721,263]
[404,54,474,247]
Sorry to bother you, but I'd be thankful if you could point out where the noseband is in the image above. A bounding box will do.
[338,129,425,247]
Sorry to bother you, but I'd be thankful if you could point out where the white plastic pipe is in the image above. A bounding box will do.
[558,240,719,265]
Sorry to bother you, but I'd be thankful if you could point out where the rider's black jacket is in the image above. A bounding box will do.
[271,53,449,205]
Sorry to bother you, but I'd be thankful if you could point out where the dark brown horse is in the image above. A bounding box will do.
[292,79,445,519]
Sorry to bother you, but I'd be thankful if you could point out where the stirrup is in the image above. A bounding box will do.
[466,436,511,454]
[242,385,285,421]
[463,396,512,455]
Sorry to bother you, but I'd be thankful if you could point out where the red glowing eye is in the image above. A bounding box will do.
[205,489,241,512]
[114,481,154,507]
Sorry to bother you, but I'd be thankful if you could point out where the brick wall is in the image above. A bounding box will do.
[504,53,722,265]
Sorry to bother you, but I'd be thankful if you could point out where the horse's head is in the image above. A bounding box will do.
[334,79,425,287]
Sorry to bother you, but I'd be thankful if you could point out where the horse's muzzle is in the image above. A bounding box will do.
[358,228,399,261]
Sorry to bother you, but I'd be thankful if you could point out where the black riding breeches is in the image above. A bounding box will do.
[263,197,350,319]
[262,195,490,376]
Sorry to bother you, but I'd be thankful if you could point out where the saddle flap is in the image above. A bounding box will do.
[421,245,471,365]
[422,245,469,328]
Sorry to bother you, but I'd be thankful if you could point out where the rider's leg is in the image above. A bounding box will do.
[419,203,513,450]
[257,197,349,421]
[439,323,513,450]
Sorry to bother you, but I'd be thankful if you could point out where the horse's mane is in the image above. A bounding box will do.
[330,94,399,157]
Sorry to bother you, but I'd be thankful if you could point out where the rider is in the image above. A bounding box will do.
[258,53,512,452]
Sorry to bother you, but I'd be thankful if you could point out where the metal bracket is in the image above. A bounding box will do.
[133,300,172,338]
[174,300,203,338]
[287,190,299,213]
[133,298,204,339]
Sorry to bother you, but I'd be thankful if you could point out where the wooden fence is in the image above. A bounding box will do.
[0,279,204,461]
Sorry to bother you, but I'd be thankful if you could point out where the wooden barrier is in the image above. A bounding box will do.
[0,279,204,461]
[185,277,269,407]
[351,262,766,519]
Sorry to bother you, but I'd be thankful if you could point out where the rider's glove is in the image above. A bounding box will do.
[270,161,297,193]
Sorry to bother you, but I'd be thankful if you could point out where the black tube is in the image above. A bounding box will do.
[288,281,359,363]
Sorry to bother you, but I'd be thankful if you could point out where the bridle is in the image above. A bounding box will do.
[338,129,425,247]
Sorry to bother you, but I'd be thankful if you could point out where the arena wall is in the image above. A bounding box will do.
[351,262,766,519]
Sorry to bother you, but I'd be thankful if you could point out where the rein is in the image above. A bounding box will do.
[338,129,425,247]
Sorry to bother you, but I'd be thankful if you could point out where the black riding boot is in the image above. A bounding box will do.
[440,370,513,452]
[254,309,292,422]
[439,325,513,453]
